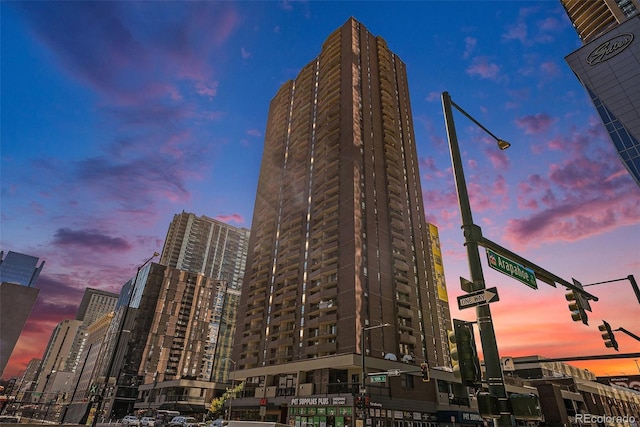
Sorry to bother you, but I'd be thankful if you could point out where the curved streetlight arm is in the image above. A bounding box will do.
[450,99,498,142]
[449,98,511,150]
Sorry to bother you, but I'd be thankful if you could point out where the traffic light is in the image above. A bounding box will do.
[448,319,481,386]
[355,396,362,410]
[565,287,588,325]
[420,362,429,382]
[355,396,369,413]
[598,320,619,351]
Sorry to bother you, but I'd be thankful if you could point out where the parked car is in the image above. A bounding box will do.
[141,416,156,426]
[122,415,142,426]
[208,418,227,427]
[169,416,199,427]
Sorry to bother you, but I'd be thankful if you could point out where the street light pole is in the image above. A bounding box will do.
[222,358,236,421]
[91,252,159,427]
[442,91,510,426]
[360,323,390,426]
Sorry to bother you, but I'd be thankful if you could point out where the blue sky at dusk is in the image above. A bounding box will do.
[2,1,639,379]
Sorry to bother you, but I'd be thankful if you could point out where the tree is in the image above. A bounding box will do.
[208,382,244,418]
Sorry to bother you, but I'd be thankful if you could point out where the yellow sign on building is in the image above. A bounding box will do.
[428,224,448,302]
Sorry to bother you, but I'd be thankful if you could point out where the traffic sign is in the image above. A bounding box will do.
[370,375,387,383]
[387,369,401,376]
[486,249,537,289]
[457,287,499,310]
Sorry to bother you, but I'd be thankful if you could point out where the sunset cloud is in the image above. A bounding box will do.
[466,57,501,80]
[515,113,556,134]
[216,213,245,224]
[52,228,132,251]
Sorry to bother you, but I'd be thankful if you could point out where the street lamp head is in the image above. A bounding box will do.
[497,139,510,150]
[153,252,160,257]
[363,323,391,331]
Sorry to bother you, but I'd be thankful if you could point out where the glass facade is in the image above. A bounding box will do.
[0,250,45,287]
[588,86,640,184]
[565,15,640,187]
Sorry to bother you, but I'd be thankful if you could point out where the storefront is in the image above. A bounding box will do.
[287,396,440,427]
[436,411,485,427]
[288,396,354,427]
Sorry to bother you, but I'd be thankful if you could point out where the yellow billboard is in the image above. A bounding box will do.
[428,224,448,302]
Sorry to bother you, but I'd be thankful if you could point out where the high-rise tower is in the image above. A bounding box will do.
[231,18,453,424]
[0,250,44,376]
[64,288,118,373]
[160,211,250,287]
[562,0,640,186]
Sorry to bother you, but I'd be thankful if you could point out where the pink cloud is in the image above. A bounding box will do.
[466,57,500,80]
[515,113,556,134]
[241,47,252,59]
[538,16,565,32]
[540,61,560,77]
[463,36,476,59]
[247,129,262,137]
[502,22,528,43]
[216,213,245,224]
[196,81,219,98]
[484,147,510,170]
[503,193,639,247]
[505,163,639,248]
[425,92,440,102]
[201,111,225,121]
[420,156,438,173]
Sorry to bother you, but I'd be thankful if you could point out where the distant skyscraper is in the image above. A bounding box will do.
[33,319,82,398]
[14,358,41,402]
[0,250,45,287]
[231,18,452,423]
[0,250,44,376]
[160,211,250,287]
[562,0,640,186]
[64,288,118,373]
[75,288,118,326]
[94,214,250,419]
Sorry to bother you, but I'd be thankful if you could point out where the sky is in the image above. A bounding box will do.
[1,1,639,380]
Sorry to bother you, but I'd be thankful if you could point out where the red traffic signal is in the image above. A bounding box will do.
[420,363,429,382]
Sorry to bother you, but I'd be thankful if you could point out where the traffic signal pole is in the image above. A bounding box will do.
[584,275,640,305]
[442,92,510,426]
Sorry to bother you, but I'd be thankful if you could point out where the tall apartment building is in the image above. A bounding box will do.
[134,269,242,414]
[64,288,118,373]
[15,358,41,400]
[0,250,44,376]
[561,0,640,186]
[91,215,250,420]
[75,288,119,326]
[231,18,453,425]
[61,311,116,424]
[160,211,250,287]
[32,319,83,398]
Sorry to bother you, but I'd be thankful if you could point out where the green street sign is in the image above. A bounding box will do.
[486,249,537,289]
[370,375,387,383]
